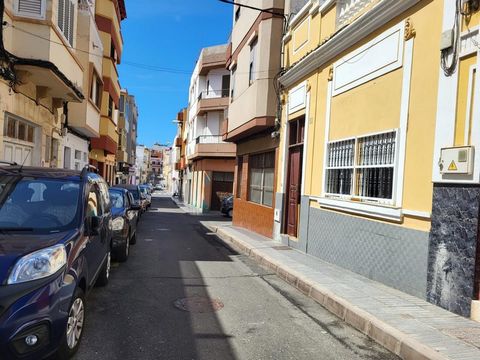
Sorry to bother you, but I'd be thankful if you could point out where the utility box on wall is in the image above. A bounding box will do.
[439,146,475,175]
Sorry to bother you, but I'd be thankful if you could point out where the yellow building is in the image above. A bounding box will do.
[276,0,480,319]
[0,0,85,167]
[90,0,126,185]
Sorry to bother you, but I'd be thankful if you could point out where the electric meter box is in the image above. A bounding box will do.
[440,146,475,175]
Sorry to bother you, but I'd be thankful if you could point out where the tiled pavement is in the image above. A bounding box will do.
[198,221,480,360]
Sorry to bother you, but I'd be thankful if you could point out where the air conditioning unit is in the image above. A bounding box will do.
[439,146,475,175]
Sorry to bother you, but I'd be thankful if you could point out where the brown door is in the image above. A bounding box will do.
[211,172,234,211]
[286,147,302,237]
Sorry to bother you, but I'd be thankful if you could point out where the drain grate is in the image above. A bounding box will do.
[173,296,224,313]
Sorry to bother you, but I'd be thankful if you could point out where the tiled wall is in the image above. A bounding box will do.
[304,206,430,299]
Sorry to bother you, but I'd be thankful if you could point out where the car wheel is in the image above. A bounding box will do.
[116,233,130,263]
[228,209,233,218]
[57,287,85,359]
[95,251,111,287]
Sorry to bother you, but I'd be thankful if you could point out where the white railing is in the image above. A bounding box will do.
[336,0,374,27]
[197,89,230,100]
[196,135,226,144]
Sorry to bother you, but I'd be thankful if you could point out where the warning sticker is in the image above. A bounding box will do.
[448,161,458,171]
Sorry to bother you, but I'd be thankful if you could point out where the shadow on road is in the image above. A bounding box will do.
[74,196,238,360]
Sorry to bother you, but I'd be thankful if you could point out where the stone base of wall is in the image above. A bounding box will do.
[303,206,430,299]
[427,184,480,317]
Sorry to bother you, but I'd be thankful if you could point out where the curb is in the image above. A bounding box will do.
[206,224,448,360]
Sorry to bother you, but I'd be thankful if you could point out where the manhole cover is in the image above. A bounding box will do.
[173,296,224,313]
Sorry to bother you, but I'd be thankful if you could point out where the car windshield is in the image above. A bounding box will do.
[109,190,124,209]
[0,176,81,233]
[140,187,147,194]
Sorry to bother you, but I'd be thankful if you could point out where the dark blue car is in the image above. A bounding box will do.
[109,187,140,262]
[0,165,112,359]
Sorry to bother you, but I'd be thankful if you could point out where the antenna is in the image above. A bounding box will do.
[18,148,31,172]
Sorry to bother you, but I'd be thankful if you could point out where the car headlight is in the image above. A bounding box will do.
[112,217,125,231]
[8,245,67,285]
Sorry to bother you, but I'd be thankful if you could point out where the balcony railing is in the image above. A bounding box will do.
[197,89,230,101]
[196,135,226,144]
[337,0,375,28]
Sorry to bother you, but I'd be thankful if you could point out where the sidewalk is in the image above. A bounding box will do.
[170,196,223,217]
[201,221,480,360]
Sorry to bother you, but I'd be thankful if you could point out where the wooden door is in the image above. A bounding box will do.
[286,147,302,237]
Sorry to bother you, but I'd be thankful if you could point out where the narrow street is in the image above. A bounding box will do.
[74,194,398,360]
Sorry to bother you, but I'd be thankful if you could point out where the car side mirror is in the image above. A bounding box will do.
[130,204,142,211]
[87,216,102,236]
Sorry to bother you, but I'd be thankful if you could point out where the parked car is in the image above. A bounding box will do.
[139,185,152,208]
[113,184,146,215]
[221,195,234,218]
[0,165,112,360]
[108,188,141,262]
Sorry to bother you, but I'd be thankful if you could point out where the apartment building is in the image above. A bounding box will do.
[185,44,236,212]
[90,0,126,185]
[117,89,138,184]
[135,144,150,185]
[277,0,480,320]
[225,1,285,236]
[0,0,85,168]
[174,108,188,200]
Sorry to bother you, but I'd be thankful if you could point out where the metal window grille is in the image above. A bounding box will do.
[325,130,397,203]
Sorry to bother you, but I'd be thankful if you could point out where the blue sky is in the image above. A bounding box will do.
[119,0,233,147]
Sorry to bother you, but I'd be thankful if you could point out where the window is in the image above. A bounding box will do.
[110,42,117,62]
[108,96,113,118]
[235,6,241,21]
[45,135,52,162]
[248,152,275,207]
[230,65,237,100]
[58,0,75,46]
[5,116,35,143]
[15,0,45,19]
[325,131,397,203]
[63,147,71,169]
[119,95,125,113]
[249,37,258,85]
[236,157,243,198]
[75,150,82,160]
[206,80,210,96]
[89,71,102,109]
[222,75,230,98]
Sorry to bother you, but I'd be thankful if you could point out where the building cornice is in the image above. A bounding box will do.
[279,0,420,88]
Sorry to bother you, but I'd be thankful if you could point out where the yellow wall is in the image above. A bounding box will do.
[454,54,477,146]
[281,0,443,232]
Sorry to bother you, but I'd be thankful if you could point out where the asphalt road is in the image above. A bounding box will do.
[74,195,399,360]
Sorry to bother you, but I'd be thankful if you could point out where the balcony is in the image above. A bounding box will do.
[187,136,236,161]
[196,90,229,116]
[336,0,377,28]
[6,19,84,102]
[198,44,228,75]
[68,5,103,138]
